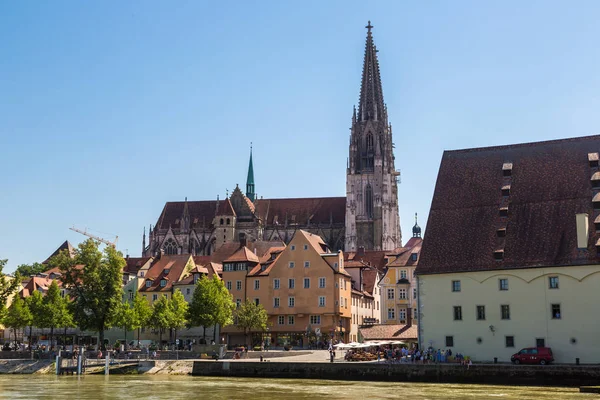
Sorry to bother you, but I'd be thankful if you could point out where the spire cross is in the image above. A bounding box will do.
[250,141,252,151]
[366,21,373,32]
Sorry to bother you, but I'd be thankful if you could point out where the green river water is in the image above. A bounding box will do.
[0,375,587,399]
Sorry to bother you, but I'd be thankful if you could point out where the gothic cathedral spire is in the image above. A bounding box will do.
[345,22,402,252]
[246,143,256,202]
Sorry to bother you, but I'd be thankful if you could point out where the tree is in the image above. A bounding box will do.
[15,263,46,277]
[25,290,45,350]
[114,300,135,350]
[188,275,235,342]
[0,260,21,321]
[43,281,70,350]
[3,295,32,347]
[169,290,188,348]
[132,292,152,347]
[149,296,171,346]
[50,239,125,351]
[235,300,268,347]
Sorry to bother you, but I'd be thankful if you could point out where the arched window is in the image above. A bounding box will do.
[226,218,231,225]
[220,218,224,225]
[365,184,373,218]
[164,238,178,255]
[366,133,374,150]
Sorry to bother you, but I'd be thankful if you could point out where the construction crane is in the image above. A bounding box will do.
[69,226,118,248]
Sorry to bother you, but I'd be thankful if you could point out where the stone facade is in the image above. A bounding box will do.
[345,22,401,252]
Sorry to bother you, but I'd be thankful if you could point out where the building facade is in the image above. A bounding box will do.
[417,135,600,363]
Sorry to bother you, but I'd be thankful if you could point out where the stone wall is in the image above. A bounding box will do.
[191,361,600,387]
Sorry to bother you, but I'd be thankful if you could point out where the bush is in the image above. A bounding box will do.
[253,346,261,351]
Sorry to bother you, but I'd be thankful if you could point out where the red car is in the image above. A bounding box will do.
[511,347,554,365]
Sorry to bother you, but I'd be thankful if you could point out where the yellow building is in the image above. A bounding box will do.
[417,136,600,363]
[379,231,422,326]
[221,230,352,348]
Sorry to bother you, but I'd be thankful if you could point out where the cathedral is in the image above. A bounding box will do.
[143,22,402,257]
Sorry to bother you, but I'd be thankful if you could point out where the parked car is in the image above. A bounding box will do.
[511,347,554,365]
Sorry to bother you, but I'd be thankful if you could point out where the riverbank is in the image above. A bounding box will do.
[0,360,54,374]
[192,360,600,387]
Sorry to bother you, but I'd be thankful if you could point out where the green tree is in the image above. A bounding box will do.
[236,300,268,347]
[25,290,45,350]
[187,275,235,342]
[0,260,21,321]
[43,281,71,349]
[169,290,188,348]
[15,263,46,277]
[114,300,135,350]
[132,292,152,347]
[50,239,125,351]
[149,296,171,345]
[4,295,32,346]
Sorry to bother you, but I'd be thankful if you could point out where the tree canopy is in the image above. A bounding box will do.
[132,292,152,346]
[49,239,125,351]
[0,259,21,320]
[187,275,235,340]
[236,300,268,346]
[169,290,188,346]
[149,295,171,344]
[15,263,46,277]
[3,295,32,343]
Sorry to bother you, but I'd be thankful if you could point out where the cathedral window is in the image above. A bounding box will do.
[220,218,224,225]
[226,218,231,225]
[366,133,374,150]
[164,238,178,255]
[365,184,374,218]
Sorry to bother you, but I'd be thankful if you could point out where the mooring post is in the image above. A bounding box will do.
[77,354,83,375]
[55,355,61,375]
[105,351,110,375]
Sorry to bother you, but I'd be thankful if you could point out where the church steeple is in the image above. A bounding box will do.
[358,21,385,123]
[246,144,256,202]
[345,22,401,252]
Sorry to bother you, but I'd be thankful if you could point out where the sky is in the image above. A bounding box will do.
[2,1,600,272]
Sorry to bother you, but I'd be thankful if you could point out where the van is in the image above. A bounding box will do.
[511,347,554,365]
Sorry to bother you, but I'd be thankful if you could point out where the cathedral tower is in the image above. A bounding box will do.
[345,22,402,251]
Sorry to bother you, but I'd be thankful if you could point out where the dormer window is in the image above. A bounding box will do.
[499,206,509,217]
[193,274,199,284]
[589,152,599,167]
[145,280,152,288]
[595,215,600,231]
[502,162,513,177]
[496,228,507,238]
[501,185,511,196]
[164,269,170,275]
[160,279,167,287]
[411,253,418,261]
[594,193,600,210]
[591,172,600,188]
[493,249,504,261]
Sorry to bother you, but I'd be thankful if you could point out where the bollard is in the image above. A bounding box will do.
[494,357,498,364]
[260,355,264,362]
[576,358,580,365]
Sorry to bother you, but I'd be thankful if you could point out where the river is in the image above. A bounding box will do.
[0,375,586,399]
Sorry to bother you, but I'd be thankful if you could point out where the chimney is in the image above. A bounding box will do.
[159,248,165,260]
[576,213,589,249]
[357,246,365,256]
[239,233,247,248]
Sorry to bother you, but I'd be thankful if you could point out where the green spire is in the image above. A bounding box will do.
[246,143,255,201]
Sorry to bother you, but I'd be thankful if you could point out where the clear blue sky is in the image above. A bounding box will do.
[2,1,600,271]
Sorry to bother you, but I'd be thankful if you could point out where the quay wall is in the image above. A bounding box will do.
[191,361,600,387]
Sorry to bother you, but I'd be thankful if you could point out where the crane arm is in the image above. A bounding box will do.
[69,226,118,248]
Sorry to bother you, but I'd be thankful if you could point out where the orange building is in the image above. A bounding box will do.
[220,230,352,348]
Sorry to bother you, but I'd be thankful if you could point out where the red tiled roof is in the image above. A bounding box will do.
[387,238,422,267]
[156,201,217,230]
[139,255,191,292]
[223,246,260,263]
[344,250,389,273]
[359,324,418,340]
[418,135,600,275]
[254,197,346,226]
[124,257,151,274]
[217,199,236,216]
